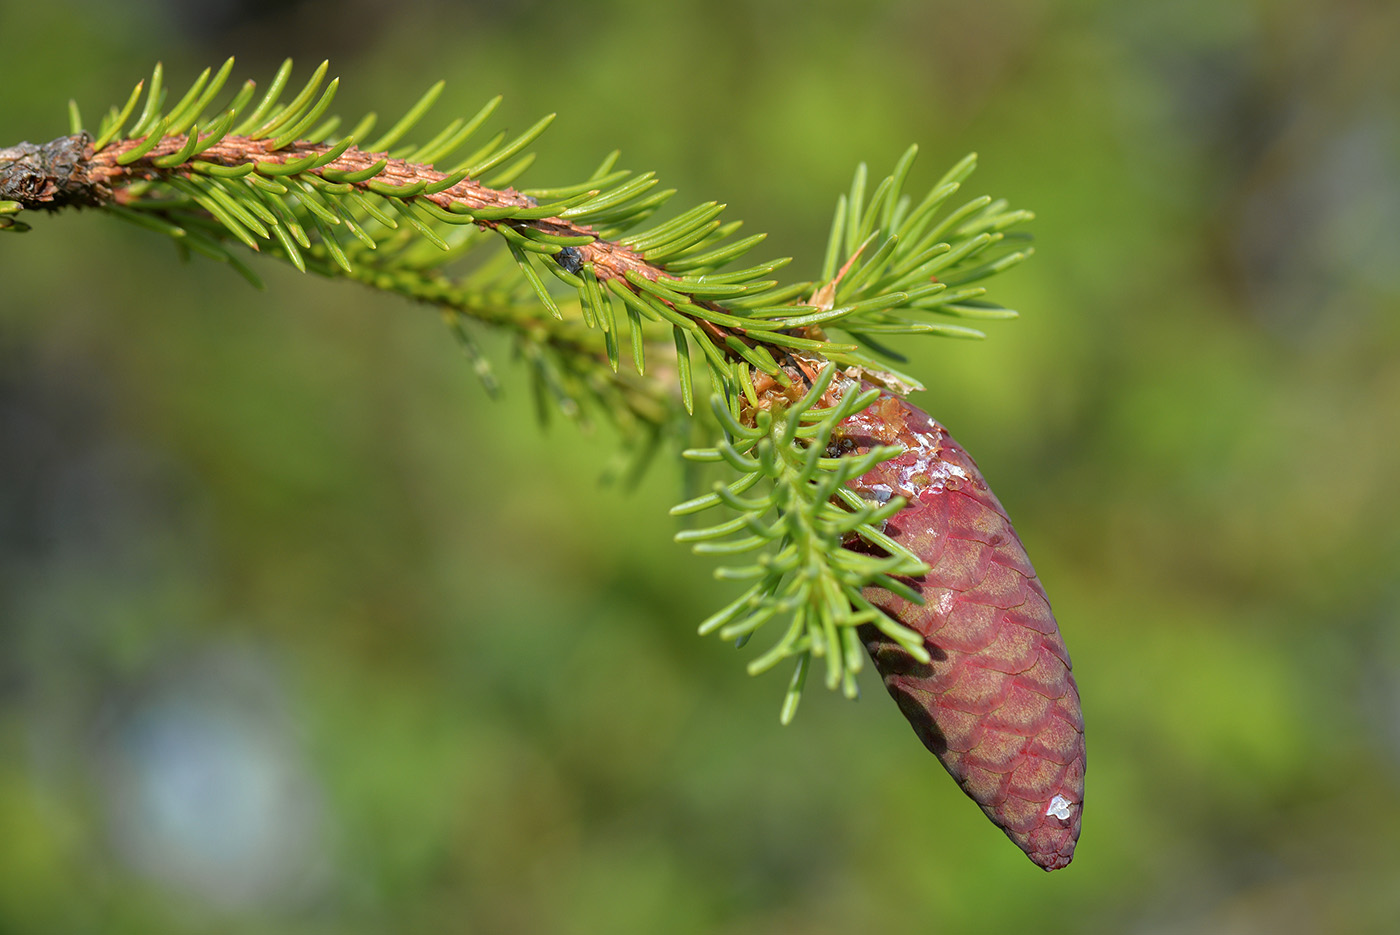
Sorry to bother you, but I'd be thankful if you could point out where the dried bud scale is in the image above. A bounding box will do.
[834,386,1085,871]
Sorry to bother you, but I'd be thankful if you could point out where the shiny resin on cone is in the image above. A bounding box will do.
[835,387,1085,870]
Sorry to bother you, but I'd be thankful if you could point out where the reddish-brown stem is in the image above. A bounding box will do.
[87,133,663,283]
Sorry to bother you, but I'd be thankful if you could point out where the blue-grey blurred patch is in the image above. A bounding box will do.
[96,646,333,913]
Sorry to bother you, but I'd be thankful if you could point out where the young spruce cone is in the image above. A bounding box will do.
[834,387,1085,871]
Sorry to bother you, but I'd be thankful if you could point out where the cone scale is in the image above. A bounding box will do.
[834,387,1085,871]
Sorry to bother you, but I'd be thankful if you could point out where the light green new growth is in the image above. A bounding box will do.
[673,364,932,723]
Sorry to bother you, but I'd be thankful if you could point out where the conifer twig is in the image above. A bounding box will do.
[1,58,1044,730]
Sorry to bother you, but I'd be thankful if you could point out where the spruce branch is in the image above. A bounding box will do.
[2,58,1041,720]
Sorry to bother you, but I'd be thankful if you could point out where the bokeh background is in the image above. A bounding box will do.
[3,1,1399,932]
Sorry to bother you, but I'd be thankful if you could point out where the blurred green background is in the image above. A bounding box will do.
[2,0,1398,932]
